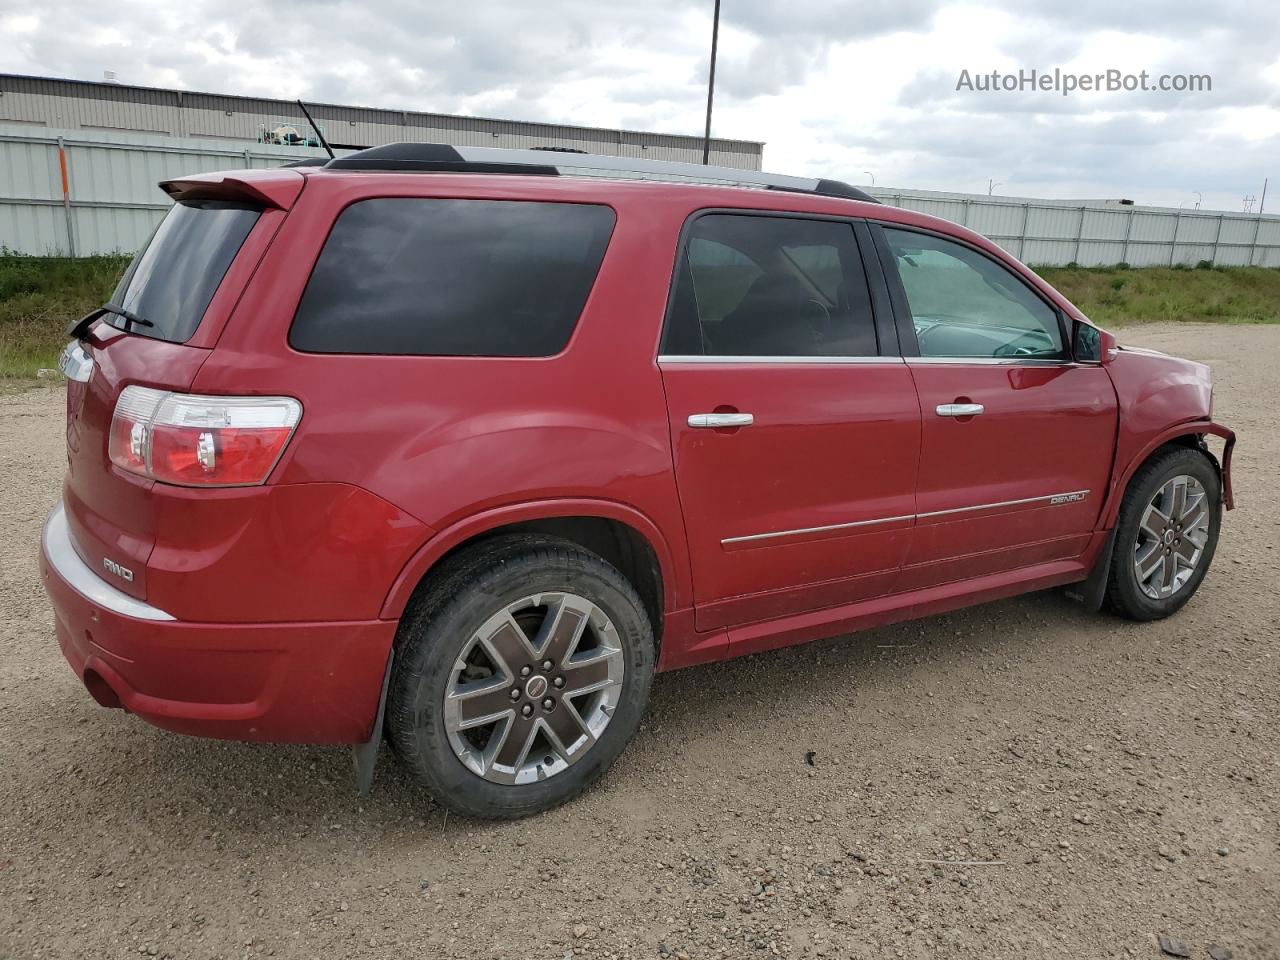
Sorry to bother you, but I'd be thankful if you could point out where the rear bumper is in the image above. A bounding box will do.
[39,501,396,743]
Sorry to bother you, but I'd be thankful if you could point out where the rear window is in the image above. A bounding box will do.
[109,202,260,343]
[289,198,615,357]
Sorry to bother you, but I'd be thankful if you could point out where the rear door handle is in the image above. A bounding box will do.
[688,413,754,428]
[935,403,985,417]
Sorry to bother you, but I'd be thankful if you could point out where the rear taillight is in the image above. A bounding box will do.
[108,386,302,487]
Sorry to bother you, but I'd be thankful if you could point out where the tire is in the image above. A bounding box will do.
[386,535,655,819]
[1105,445,1222,621]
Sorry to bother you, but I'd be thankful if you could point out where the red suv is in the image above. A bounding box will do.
[40,144,1236,818]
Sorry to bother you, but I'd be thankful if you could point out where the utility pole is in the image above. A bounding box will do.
[1260,177,1269,216]
[701,0,721,165]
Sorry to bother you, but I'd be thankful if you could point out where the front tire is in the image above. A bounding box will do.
[386,535,655,819]
[1105,446,1222,621]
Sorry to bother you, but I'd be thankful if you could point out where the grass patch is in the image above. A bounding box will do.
[1036,265,1280,327]
[0,254,130,379]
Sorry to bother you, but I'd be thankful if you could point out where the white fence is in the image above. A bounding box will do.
[867,187,1280,268]
[3,125,1279,266]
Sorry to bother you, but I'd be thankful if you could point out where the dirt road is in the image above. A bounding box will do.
[2,323,1277,960]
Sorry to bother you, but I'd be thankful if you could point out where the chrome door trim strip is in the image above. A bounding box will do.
[722,513,915,545]
[720,490,1090,546]
[658,355,906,365]
[916,489,1090,520]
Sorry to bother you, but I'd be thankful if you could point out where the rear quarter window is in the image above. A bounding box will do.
[289,198,616,357]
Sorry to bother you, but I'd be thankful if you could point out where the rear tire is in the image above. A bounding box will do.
[386,535,655,819]
[1105,446,1221,621]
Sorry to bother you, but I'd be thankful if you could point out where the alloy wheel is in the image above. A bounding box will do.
[442,592,624,785]
[1133,474,1211,600]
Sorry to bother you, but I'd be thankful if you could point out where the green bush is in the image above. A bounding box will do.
[0,254,130,378]
[1038,264,1280,327]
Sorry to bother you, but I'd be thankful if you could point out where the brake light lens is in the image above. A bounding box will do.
[108,386,302,487]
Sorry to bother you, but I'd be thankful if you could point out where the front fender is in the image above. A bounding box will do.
[1100,419,1235,529]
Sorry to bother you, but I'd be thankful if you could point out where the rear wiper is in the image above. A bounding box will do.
[100,303,154,330]
[67,304,154,341]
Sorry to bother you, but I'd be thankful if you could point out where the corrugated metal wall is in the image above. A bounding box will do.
[3,124,1278,266]
[868,187,1280,268]
[0,126,344,255]
[0,73,761,165]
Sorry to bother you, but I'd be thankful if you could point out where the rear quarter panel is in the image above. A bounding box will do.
[191,175,698,617]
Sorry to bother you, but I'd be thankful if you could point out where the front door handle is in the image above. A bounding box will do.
[688,412,754,428]
[935,403,985,417]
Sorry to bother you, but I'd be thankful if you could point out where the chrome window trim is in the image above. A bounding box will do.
[721,490,1090,545]
[906,356,1075,366]
[658,355,905,365]
[41,501,176,622]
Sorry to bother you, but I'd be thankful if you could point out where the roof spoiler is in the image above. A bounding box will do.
[158,170,305,210]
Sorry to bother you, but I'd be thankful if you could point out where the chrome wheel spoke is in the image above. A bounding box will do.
[1167,476,1188,522]
[544,701,593,754]
[534,596,590,664]
[1140,504,1170,542]
[1174,537,1199,563]
[1135,541,1164,582]
[450,680,515,729]
[492,715,538,769]
[482,615,538,678]
[563,650,620,697]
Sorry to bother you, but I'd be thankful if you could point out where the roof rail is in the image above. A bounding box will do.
[323,142,880,203]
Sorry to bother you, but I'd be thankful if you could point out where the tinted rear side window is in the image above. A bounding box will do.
[290,199,615,356]
[109,202,260,343]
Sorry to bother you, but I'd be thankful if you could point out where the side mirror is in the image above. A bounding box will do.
[1072,319,1116,365]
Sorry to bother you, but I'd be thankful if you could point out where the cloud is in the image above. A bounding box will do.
[0,0,1276,210]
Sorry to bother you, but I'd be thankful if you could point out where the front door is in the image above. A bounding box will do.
[658,212,921,631]
[874,224,1118,590]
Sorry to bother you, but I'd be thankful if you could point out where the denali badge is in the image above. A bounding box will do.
[1050,492,1089,505]
[103,557,134,582]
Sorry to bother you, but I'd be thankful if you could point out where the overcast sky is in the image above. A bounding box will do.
[2,0,1277,211]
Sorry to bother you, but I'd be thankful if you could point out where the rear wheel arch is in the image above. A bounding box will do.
[380,501,678,642]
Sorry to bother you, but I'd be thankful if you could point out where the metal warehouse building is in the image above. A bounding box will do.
[0,73,763,168]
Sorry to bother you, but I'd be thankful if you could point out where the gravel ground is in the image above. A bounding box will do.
[1,323,1277,960]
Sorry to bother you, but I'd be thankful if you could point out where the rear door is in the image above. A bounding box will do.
[873,224,1117,590]
[659,212,921,633]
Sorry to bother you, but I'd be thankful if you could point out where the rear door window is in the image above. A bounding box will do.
[109,202,261,343]
[661,214,878,358]
[289,198,615,356]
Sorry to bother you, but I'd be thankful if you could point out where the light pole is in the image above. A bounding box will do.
[1193,191,1202,210]
[864,171,875,186]
[988,178,1003,195]
[701,0,721,165]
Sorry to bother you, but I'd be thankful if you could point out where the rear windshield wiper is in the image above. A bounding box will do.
[67,304,155,340]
